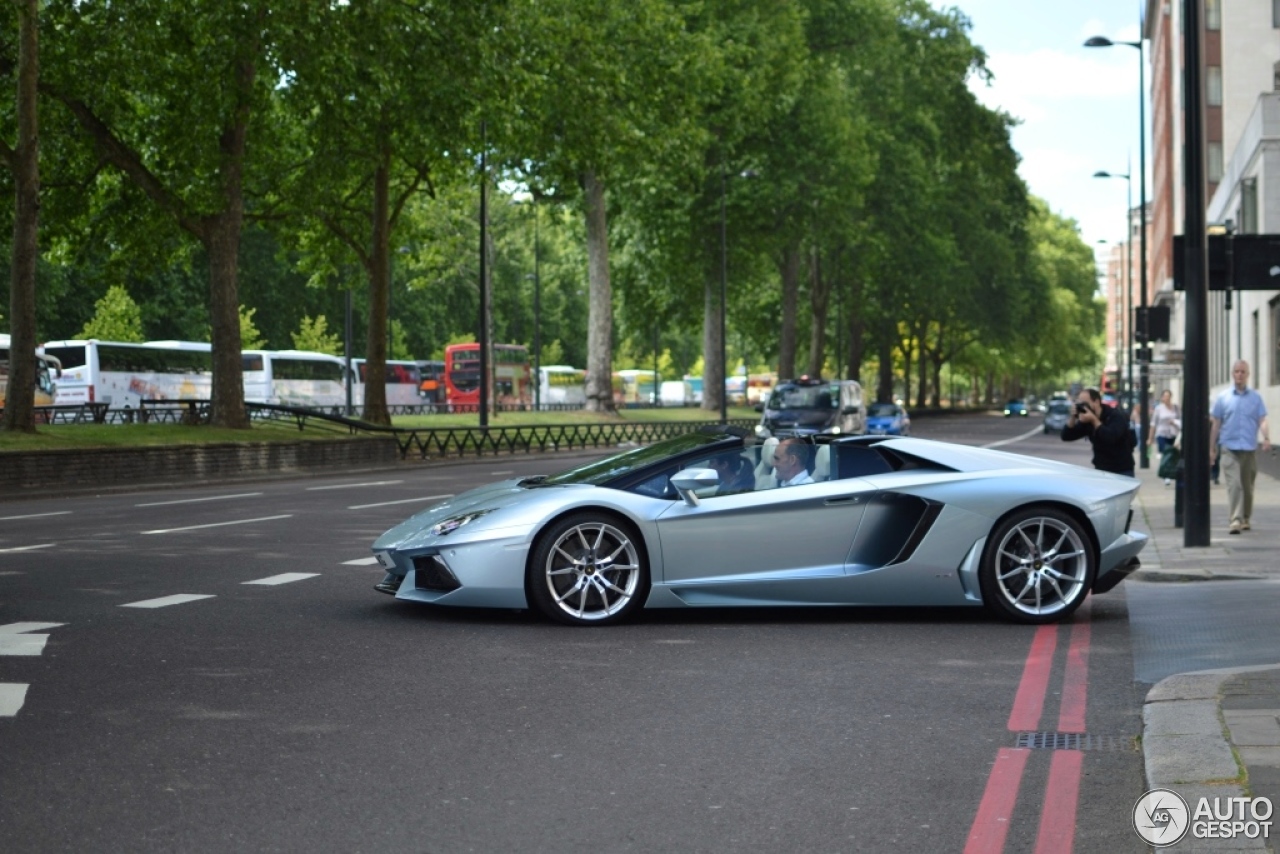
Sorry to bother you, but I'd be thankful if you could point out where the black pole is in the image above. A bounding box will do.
[1138,36,1151,469]
[1181,0,1209,546]
[479,120,489,429]
[533,202,541,411]
[1125,171,1133,407]
[719,164,728,425]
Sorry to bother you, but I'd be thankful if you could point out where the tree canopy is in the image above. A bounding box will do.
[3,0,1105,430]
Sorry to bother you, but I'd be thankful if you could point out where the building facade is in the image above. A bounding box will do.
[1144,0,1279,417]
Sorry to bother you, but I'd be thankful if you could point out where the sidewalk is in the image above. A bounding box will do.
[1131,455,1280,850]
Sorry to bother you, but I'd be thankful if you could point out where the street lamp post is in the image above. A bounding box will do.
[1093,169,1133,408]
[719,164,728,425]
[1086,33,1150,469]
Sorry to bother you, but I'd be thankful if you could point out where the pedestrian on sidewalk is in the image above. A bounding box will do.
[1209,360,1272,534]
[1149,389,1181,486]
[1062,387,1135,476]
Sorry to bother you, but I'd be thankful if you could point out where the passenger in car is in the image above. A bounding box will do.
[709,452,755,495]
[773,438,814,487]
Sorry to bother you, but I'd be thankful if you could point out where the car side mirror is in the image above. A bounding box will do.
[670,467,720,507]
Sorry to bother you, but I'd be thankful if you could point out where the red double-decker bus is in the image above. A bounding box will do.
[443,342,532,409]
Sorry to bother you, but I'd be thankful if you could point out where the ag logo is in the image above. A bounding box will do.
[1133,788,1190,846]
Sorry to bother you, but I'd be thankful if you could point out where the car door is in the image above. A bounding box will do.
[653,473,876,601]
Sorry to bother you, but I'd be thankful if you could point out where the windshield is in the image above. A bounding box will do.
[1047,402,1071,415]
[541,431,732,487]
[767,385,838,411]
[868,403,899,417]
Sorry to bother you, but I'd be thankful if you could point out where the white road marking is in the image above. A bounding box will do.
[0,543,54,554]
[0,511,72,521]
[348,495,452,510]
[490,470,514,476]
[342,557,380,566]
[243,573,319,586]
[141,514,292,535]
[0,684,30,717]
[306,480,403,491]
[0,623,67,657]
[135,492,263,508]
[121,594,216,609]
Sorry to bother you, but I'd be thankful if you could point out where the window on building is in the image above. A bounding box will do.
[1241,178,1259,233]
[1208,142,1224,182]
[1274,0,1280,28]
[1207,66,1223,106]
[1206,0,1221,29]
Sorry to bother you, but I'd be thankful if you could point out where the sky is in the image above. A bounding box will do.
[941,0,1147,252]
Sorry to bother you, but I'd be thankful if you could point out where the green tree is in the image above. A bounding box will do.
[273,1,498,425]
[291,315,340,355]
[1,0,39,432]
[239,305,265,351]
[41,0,310,428]
[79,285,144,341]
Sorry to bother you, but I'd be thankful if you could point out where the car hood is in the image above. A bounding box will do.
[372,479,588,552]
[866,415,900,427]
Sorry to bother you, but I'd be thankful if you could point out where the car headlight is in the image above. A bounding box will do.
[428,509,494,537]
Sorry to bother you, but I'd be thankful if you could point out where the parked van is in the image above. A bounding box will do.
[659,380,694,407]
[755,376,866,438]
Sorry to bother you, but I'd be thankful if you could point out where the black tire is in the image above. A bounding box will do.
[527,512,649,626]
[978,506,1095,624]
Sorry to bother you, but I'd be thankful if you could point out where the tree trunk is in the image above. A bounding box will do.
[361,147,392,426]
[777,245,800,379]
[877,334,893,404]
[206,211,247,428]
[581,169,614,413]
[916,332,928,410]
[699,274,722,414]
[3,0,39,433]
[806,247,828,377]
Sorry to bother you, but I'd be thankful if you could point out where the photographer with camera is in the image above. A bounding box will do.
[1061,387,1135,476]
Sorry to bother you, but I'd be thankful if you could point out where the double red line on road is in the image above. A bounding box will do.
[964,601,1093,854]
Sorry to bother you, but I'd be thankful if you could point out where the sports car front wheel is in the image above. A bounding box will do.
[979,507,1095,624]
[528,513,649,626]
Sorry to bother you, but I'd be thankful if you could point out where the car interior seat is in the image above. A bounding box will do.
[755,437,779,490]
[812,445,831,482]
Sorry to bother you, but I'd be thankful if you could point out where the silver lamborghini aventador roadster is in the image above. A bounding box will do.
[371,427,1145,626]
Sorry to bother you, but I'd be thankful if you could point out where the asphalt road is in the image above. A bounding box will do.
[0,413,1170,852]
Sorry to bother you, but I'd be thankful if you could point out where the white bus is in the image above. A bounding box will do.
[242,349,349,408]
[40,339,213,408]
[0,333,61,408]
[352,359,423,407]
[39,339,354,411]
[537,365,586,408]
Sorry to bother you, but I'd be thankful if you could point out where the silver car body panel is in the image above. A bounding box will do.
[371,436,1146,613]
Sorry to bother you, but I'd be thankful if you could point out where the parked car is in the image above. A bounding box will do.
[755,377,866,438]
[370,429,1147,626]
[1043,400,1072,434]
[866,402,910,436]
[1004,399,1030,417]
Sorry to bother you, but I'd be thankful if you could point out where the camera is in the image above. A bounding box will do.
[1075,403,1090,414]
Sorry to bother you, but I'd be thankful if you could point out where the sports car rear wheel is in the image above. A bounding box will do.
[528,513,648,626]
[979,507,1095,624]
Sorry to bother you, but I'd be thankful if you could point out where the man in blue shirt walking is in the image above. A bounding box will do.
[1209,360,1272,534]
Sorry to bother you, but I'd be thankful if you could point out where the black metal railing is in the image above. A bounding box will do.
[39,397,759,460]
